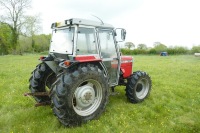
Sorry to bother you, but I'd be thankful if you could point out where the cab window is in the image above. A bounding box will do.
[98,29,117,58]
[76,28,97,55]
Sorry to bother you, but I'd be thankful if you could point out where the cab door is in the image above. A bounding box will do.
[98,29,120,86]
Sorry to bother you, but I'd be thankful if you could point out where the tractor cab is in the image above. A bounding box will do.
[50,18,126,86]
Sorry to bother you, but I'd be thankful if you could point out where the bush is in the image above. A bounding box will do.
[121,48,148,55]
[167,47,188,55]
[191,45,200,53]
[133,49,148,55]
[121,48,133,55]
[148,48,157,55]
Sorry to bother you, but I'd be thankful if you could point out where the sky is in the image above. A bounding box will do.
[29,0,200,49]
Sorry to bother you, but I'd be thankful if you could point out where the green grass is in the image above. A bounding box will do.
[0,54,200,133]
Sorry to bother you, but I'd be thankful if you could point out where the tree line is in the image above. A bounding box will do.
[0,0,50,55]
[0,22,51,55]
[123,42,200,55]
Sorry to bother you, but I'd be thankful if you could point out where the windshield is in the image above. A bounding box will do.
[50,27,74,54]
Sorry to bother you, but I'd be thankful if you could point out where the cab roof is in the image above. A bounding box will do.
[51,18,114,29]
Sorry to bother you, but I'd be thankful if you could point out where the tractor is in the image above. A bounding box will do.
[27,18,152,126]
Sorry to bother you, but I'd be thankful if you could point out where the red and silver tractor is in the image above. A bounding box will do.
[27,18,152,126]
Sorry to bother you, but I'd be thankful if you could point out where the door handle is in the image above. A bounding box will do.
[113,58,119,60]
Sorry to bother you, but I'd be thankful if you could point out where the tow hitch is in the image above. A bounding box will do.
[24,92,51,107]
[24,92,49,96]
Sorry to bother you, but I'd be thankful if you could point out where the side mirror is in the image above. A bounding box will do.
[115,28,126,42]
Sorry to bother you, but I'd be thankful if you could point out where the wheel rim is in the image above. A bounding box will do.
[135,78,149,99]
[73,79,102,116]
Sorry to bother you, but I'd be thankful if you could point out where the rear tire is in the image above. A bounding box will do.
[50,64,109,126]
[126,71,152,103]
[29,63,56,103]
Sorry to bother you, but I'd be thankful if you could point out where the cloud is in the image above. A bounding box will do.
[30,0,200,48]
[56,0,142,19]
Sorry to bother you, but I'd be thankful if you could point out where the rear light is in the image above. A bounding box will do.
[64,61,71,66]
[40,56,45,60]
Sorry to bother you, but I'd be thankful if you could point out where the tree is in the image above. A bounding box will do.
[23,14,42,52]
[0,22,12,54]
[153,42,167,53]
[0,0,31,53]
[137,44,147,50]
[23,14,41,36]
[125,42,135,49]
[33,34,51,52]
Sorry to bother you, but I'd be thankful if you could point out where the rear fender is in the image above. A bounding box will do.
[59,59,108,77]
[39,55,60,74]
[44,61,61,74]
[74,55,101,62]
[74,61,108,77]
[74,55,108,76]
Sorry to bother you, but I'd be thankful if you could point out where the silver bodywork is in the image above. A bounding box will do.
[47,18,125,86]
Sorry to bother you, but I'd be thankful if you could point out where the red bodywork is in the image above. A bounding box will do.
[74,55,101,62]
[120,56,133,78]
[74,55,133,78]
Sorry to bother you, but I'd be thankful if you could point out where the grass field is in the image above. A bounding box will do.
[0,54,200,133]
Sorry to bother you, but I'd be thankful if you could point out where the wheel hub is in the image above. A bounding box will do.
[75,85,95,108]
[136,78,149,99]
[72,79,103,116]
[84,92,92,101]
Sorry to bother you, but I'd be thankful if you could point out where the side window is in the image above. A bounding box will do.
[76,28,97,55]
[98,30,117,58]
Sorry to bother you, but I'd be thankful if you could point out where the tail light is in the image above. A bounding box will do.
[64,61,71,66]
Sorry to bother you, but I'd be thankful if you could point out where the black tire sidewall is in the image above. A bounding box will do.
[126,71,152,103]
[68,70,107,120]
[29,62,55,103]
[51,64,109,126]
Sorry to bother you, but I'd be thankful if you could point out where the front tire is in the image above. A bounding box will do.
[51,64,109,126]
[126,71,152,103]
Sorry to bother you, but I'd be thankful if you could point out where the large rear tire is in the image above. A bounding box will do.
[126,71,152,103]
[29,63,56,103]
[50,64,109,126]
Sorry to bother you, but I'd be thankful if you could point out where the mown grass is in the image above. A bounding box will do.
[0,54,200,133]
